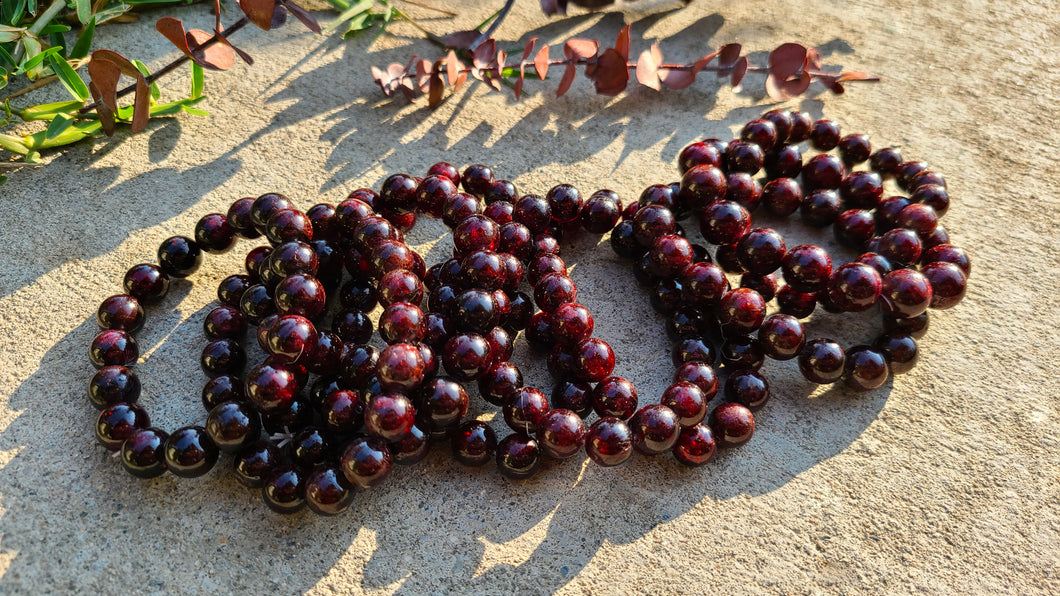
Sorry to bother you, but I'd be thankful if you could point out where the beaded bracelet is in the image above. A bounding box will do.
[87,108,970,516]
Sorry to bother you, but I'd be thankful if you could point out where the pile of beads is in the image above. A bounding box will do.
[88,109,969,515]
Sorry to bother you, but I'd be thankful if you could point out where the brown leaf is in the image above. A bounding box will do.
[88,81,115,136]
[213,29,254,65]
[514,73,525,100]
[473,39,495,71]
[783,71,812,96]
[371,66,393,96]
[416,59,432,92]
[691,49,719,75]
[540,0,566,16]
[614,24,631,61]
[441,30,480,50]
[446,51,460,86]
[88,50,151,133]
[635,45,660,91]
[534,44,550,79]
[454,71,467,92]
[835,71,877,82]
[718,43,741,68]
[187,29,236,71]
[522,37,538,61]
[731,55,748,88]
[659,68,695,90]
[428,63,444,108]
[805,47,823,71]
[590,47,629,96]
[86,56,120,112]
[283,1,321,34]
[238,0,278,31]
[556,64,576,97]
[767,42,807,81]
[564,38,599,61]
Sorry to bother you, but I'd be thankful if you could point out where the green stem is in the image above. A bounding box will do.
[12,0,69,64]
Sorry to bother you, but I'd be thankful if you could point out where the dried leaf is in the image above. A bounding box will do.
[556,64,576,97]
[718,43,741,68]
[691,49,719,75]
[534,44,550,79]
[768,42,807,81]
[614,24,631,61]
[454,71,467,92]
[441,30,480,50]
[428,62,444,108]
[473,39,495,70]
[86,58,120,112]
[835,71,877,82]
[564,38,599,61]
[238,0,278,31]
[659,68,695,89]
[818,77,845,94]
[805,47,822,71]
[283,1,321,34]
[416,58,432,92]
[590,47,629,96]
[522,37,538,61]
[88,80,115,136]
[87,50,151,133]
[446,51,460,86]
[731,55,748,88]
[514,72,525,100]
[213,30,254,66]
[635,46,660,91]
[156,18,235,70]
[783,71,812,96]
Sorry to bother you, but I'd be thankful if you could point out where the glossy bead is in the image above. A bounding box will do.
[441,192,482,228]
[364,393,416,442]
[679,141,723,173]
[96,294,144,332]
[573,338,615,383]
[450,420,497,466]
[200,338,246,376]
[164,426,219,478]
[440,332,492,381]
[585,417,633,466]
[378,302,426,344]
[485,326,513,363]
[580,193,622,233]
[736,228,786,275]
[505,387,550,433]
[660,382,708,427]
[376,342,427,392]
[810,119,841,150]
[843,346,890,391]
[203,305,246,340]
[546,184,583,223]
[762,177,802,217]
[391,423,431,465]
[96,402,150,451]
[672,424,717,466]
[227,197,261,238]
[496,434,542,479]
[725,369,770,411]
[341,436,393,488]
[869,147,902,177]
[680,261,729,310]
[827,263,883,312]
[671,335,716,366]
[483,200,514,224]
[512,194,551,233]
[650,234,695,278]
[726,140,765,174]
[698,200,750,246]
[802,154,846,191]
[800,190,842,228]
[776,286,817,319]
[765,144,803,180]
[781,244,833,293]
[250,193,293,233]
[428,161,461,186]
[630,404,680,455]
[262,466,307,514]
[534,273,578,313]
[839,171,883,209]
[610,221,645,259]
[233,440,282,488]
[798,339,846,384]
[834,209,876,248]
[921,244,971,277]
[201,374,243,411]
[912,184,950,217]
[157,236,203,278]
[838,133,871,166]
[537,409,587,459]
[245,363,299,414]
[322,388,364,434]
[377,269,423,307]
[717,288,766,334]
[708,403,755,448]
[680,165,727,208]
[632,204,677,247]
[881,269,933,318]
[461,164,494,196]
[921,261,967,309]
[856,252,894,276]
[121,428,169,479]
[265,209,313,245]
[266,314,317,361]
[238,283,274,324]
[418,377,469,432]
[740,118,778,151]
[451,289,499,333]
[122,263,169,304]
[205,401,260,452]
[305,467,355,516]
[873,333,919,374]
[89,329,138,368]
[723,172,762,212]
[788,111,813,142]
[720,336,765,370]
[671,362,718,402]
[757,314,804,360]
[89,365,140,409]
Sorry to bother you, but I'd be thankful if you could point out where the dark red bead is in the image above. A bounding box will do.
[788,111,813,142]
[427,161,461,186]
[875,196,910,232]
[573,338,615,383]
[233,440,281,488]
[250,193,293,234]
[585,417,633,466]
[678,141,723,173]
[195,213,236,253]
[534,273,578,313]
[227,197,261,239]
[672,424,717,467]
[698,200,750,246]
[757,314,804,360]
[873,333,919,374]
[840,171,883,209]
[921,245,970,277]
[376,342,427,392]
[205,401,260,453]
[90,329,138,368]
[736,228,786,275]
[910,170,947,191]
[496,433,542,479]
[419,376,470,431]
[265,209,313,245]
[157,236,202,278]
[379,173,418,215]
[843,346,890,391]
[660,382,708,427]
[461,164,494,196]
[630,404,680,455]
[274,273,326,320]
[759,177,800,216]
[96,294,144,333]
[546,184,583,223]
[776,286,817,318]
[912,184,950,217]
[415,175,457,218]
[740,118,778,151]
[632,204,677,247]
[537,409,587,459]
[838,133,871,166]
[322,389,365,434]
[201,338,245,376]
[442,332,493,381]
[164,426,219,478]
[341,436,392,487]
[723,172,762,212]
[802,154,846,191]
[450,420,497,466]
[202,375,243,411]
[364,393,416,442]
[810,119,841,150]
[800,190,842,227]
[834,209,876,248]
[89,365,140,410]
[708,403,755,448]
[827,263,882,312]
[781,244,833,293]
[725,140,765,175]
[877,228,923,266]
[217,274,252,307]
[896,161,929,191]
[717,288,766,334]
[680,261,728,310]
[96,402,150,451]
[483,200,515,224]
[650,234,694,278]
[724,369,769,411]
[798,339,846,384]
[896,203,939,239]
[679,165,727,209]
[120,428,169,478]
[378,269,423,307]
[869,147,903,177]
[305,467,354,516]
[461,250,506,291]
[720,336,765,371]
[921,261,967,309]
[765,144,803,179]
[245,363,299,414]
[333,309,373,345]
[442,192,482,228]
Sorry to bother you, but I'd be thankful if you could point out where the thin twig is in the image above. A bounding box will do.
[0,76,58,103]
[468,0,514,51]
[78,16,250,115]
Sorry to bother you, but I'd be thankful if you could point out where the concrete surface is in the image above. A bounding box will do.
[0,0,1057,593]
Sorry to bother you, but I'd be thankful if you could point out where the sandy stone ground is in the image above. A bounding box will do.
[0,0,1057,593]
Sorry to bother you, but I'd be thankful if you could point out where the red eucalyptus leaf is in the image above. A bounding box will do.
[214,29,254,65]
[540,0,567,16]
[442,30,480,50]
[454,71,468,92]
[659,68,695,89]
[428,64,444,108]
[416,59,432,92]
[731,55,748,88]
[691,49,719,75]
[514,73,525,100]
[239,0,278,31]
[522,38,538,61]
[820,78,845,94]
[590,47,629,96]
[767,43,807,81]
[87,57,121,112]
[283,1,321,34]
[783,71,812,96]
[836,71,876,82]
[88,50,151,133]
[446,51,460,86]
[534,44,550,79]
[564,38,599,60]
[473,40,496,71]
[88,81,116,136]
[370,66,392,96]
[556,63,576,97]
[805,47,823,71]
[615,24,631,61]
[156,18,235,70]
[636,45,661,91]
[718,43,741,69]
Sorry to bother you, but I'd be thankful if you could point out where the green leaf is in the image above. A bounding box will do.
[92,3,131,24]
[190,61,203,99]
[28,0,37,14]
[39,23,71,34]
[75,0,91,24]
[44,112,74,139]
[2,0,27,27]
[342,11,372,36]
[47,54,89,101]
[48,32,66,58]
[324,0,372,33]
[0,133,30,155]
[0,25,26,43]
[131,59,159,102]
[0,67,7,91]
[69,17,94,59]
[0,44,17,69]
[0,174,7,186]
[17,99,83,120]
